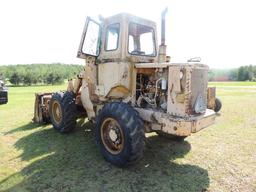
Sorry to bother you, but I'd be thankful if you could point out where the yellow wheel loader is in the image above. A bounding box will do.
[34,9,221,167]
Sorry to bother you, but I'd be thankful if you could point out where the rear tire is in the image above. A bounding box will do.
[96,102,145,167]
[156,131,187,142]
[214,97,222,112]
[49,91,77,133]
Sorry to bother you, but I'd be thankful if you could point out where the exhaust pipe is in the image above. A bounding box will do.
[159,7,168,63]
[161,7,168,46]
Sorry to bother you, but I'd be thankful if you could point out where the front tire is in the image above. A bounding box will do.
[96,102,145,167]
[49,91,77,133]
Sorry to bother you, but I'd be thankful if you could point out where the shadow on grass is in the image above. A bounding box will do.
[0,121,209,192]
[4,122,47,135]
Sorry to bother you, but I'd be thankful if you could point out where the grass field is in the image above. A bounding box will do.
[0,82,256,192]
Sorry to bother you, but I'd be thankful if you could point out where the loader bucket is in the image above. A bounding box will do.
[33,93,52,124]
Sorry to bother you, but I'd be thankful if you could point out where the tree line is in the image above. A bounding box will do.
[209,65,256,81]
[0,63,255,85]
[0,64,83,86]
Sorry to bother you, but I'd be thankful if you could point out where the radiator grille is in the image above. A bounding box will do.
[190,68,208,114]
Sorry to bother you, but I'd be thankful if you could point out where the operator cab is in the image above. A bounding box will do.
[77,13,158,63]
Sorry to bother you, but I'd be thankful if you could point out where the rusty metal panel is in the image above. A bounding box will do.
[190,68,208,113]
[169,68,181,93]
[167,64,209,117]
[167,66,189,116]
[135,107,216,136]
[97,62,132,98]
[191,109,216,133]
[135,63,169,68]
[207,87,216,109]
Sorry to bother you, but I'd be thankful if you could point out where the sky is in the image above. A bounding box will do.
[0,0,255,68]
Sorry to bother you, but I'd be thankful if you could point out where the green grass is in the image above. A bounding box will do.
[209,81,256,87]
[1,82,256,192]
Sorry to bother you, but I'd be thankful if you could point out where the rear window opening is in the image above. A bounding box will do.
[128,23,156,57]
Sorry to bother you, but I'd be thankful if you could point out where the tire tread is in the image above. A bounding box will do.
[96,102,145,166]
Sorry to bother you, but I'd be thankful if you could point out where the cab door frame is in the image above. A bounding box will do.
[77,17,101,59]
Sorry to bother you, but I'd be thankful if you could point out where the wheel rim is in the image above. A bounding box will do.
[100,118,124,155]
[52,100,62,124]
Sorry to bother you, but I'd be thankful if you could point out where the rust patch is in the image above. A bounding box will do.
[207,87,216,109]
[176,93,185,103]
[106,85,130,98]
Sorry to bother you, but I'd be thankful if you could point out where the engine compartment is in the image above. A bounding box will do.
[136,68,168,112]
[135,64,209,117]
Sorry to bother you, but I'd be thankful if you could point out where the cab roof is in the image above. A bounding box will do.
[103,13,156,28]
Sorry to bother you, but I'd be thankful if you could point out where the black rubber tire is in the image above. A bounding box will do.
[49,91,77,133]
[214,97,222,112]
[96,102,145,167]
[156,131,187,142]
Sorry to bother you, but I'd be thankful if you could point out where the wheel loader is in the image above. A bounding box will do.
[34,9,222,166]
